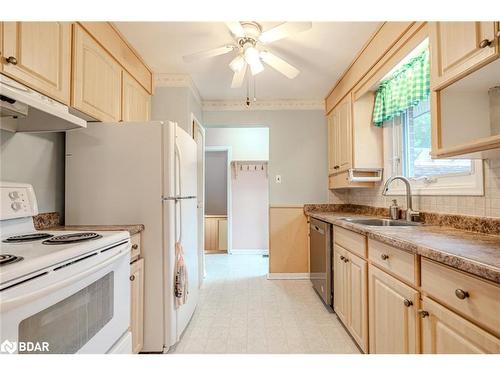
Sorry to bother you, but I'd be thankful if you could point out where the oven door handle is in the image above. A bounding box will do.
[0,249,129,313]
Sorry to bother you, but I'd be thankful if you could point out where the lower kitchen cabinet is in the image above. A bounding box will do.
[333,243,368,352]
[130,257,144,354]
[204,216,227,251]
[368,265,420,353]
[421,296,500,354]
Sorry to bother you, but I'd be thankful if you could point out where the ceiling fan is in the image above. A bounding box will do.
[182,21,312,88]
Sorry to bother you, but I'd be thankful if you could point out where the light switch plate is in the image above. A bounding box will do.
[275,175,282,183]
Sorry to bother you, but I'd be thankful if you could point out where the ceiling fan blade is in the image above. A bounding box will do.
[226,22,245,38]
[183,45,235,63]
[260,51,300,79]
[231,63,247,88]
[259,22,312,43]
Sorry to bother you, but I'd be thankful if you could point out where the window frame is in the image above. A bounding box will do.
[383,113,484,196]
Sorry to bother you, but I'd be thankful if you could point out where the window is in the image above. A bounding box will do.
[400,98,472,179]
[379,41,483,196]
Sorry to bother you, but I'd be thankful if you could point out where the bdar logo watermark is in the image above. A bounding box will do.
[1,339,50,354]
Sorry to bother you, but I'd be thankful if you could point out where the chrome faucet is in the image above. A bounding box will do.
[382,176,420,222]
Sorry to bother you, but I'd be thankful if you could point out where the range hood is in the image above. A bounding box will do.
[0,74,88,132]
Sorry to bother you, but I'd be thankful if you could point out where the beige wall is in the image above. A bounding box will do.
[152,86,202,137]
[231,167,269,251]
[203,109,329,205]
[0,130,65,215]
[330,159,500,218]
[206,127,269,161]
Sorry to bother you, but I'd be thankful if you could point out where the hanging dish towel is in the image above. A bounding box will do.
[174,241,189,308]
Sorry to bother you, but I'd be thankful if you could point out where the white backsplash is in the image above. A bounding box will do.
[329,159,500,218]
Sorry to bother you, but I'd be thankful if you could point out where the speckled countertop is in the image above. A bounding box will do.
[307,211,500,284]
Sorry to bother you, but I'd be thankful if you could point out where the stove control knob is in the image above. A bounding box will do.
[11,202,22,211]
[9,191,20,200]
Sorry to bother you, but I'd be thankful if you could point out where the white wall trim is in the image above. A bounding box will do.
[202,100,324,112]
[229,249,269,255]
[267,273,310,280]
[155,73,202,105]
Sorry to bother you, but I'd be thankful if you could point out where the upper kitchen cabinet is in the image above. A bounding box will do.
[1,22,71,104]
[72,24,122,122]
[429,22,499,91]
[430,22,500,158]
[328,93,352,174]
[327,91,383,189]
[122,71,150,122]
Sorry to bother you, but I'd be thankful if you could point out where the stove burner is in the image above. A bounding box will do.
[42,232,102,245]
[0,254,24,266]
[2,233,54,243]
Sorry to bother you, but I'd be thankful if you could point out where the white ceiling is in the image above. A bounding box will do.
[114,22,381,101]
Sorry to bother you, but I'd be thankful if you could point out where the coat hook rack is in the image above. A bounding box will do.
[230,160,269,179]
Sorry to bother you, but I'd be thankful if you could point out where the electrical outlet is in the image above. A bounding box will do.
[275,175,282,184]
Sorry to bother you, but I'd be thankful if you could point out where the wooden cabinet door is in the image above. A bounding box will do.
[430,22,498,90]
[72,24,122,122]
[217,218,228,251]
[130,258,144,354]
[2,22,71,104]
[333,244,349,325]
[347,251,368,352]
[204,217,216,251]
[336,95,353,173]
[421,296,500,354]
[368,265,420,354]
[122,70,150,122]
[327,112,336,175]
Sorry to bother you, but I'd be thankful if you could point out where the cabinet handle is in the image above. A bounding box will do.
[333,165,339,169]
[130,275,135,281]
[340,255,345,261]
[343,258,349,263]
[132,244,139,250]
[5,56,18,65]
[455,289,470,300]
[380,254,389,260]
[479,39,493,48]
[418,309,429,318]
[403,299,413,307]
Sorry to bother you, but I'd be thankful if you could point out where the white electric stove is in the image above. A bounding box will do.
[0,181,132,354]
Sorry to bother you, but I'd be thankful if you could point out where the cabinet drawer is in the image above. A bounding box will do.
[421,258,500,337]
[334,226,366,258]
[368,239,417,286]
[130,233,141,261]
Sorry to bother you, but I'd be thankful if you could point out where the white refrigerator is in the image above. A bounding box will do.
[65,121,199,353]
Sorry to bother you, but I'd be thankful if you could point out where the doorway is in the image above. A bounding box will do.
[204,146,231,254]
[192,114,205,286]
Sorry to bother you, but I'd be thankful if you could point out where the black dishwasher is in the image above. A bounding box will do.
[309,218,333,308]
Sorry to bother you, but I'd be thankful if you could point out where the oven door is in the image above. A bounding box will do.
[0,244,130,354]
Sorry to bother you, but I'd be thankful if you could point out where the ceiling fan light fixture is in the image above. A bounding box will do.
[229,55,245,72]
[243,46,263,75]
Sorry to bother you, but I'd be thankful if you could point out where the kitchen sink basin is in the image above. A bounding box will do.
[341,218,422,227]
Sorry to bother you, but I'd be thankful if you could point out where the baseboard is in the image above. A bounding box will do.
[267,273,310,280]
[229,249,269,255]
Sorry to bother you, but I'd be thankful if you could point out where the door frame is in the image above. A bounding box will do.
[205,145,233,254]
[191,113,205,284]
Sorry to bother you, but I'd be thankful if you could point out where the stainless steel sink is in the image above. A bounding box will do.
[341,218,422,227]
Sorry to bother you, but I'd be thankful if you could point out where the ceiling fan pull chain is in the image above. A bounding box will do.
[253,76,257,102]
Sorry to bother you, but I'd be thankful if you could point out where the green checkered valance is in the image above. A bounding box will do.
[372,48,430,126]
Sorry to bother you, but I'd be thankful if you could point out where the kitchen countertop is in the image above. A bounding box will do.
[308,211,500,284]
[52,224,145,236]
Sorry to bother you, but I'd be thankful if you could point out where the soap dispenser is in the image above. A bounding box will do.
[389,199,400,220]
